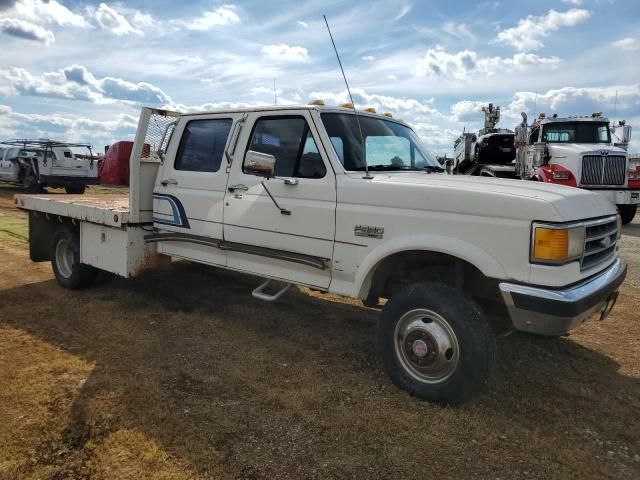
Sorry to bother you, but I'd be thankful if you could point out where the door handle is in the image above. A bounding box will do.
[228,184,248,192]
[161,178,178,186]
[283,178,299,186]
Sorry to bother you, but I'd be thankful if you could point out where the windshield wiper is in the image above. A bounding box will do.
[423,165,444,173]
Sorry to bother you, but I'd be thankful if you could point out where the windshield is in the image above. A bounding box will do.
[542,122,610,144]
[321,113,440,171]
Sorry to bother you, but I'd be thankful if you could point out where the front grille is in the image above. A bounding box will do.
[581,216,618,271]
[580,155,626,185]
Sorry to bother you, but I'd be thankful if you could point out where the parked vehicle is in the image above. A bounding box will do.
[453,107,639,224]
[99,141,134,185]
[453,104,516,177]
[514,113,638,224]
[15,106,627,405]
[0,140,99,193]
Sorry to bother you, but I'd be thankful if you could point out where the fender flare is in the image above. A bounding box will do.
[353,235,508,298]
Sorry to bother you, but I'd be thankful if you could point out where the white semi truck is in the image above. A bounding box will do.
[515,113,638,224]
[14,106,627,405]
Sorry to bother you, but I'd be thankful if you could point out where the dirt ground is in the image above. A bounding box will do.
[0,184,639,480]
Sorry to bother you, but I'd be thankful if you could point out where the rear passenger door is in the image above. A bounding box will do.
[153,114,238,266]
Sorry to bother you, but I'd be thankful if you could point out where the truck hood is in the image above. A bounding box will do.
[547,143,628,159]
[357,172,616,222]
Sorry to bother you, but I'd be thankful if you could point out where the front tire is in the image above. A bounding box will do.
[617,204,637,225]
[51,225,98,289]
[378,282,496,405]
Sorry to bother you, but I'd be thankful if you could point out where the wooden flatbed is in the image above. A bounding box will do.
[14,194,134,228]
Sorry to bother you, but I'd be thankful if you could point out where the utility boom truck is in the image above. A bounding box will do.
[515,113,638,224]
[0,140,99,193]
[15,106,627,405]
[453,103,516,177]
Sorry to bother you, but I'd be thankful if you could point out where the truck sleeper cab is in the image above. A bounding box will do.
[15,107,627,405]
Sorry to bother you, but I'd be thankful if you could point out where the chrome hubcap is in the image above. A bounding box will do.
[55,238,74,279]
[394,308,460,383]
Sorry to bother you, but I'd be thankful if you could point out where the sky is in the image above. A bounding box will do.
[0,0,639,155]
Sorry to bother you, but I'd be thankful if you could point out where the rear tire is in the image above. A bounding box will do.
[51,225,98,289]
[65,185,86,194]
[378,282,496,405]
[618,204,637,225]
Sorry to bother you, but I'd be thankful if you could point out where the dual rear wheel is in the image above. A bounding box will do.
[51,225,98,289]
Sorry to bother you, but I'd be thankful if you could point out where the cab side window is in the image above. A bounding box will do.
[245,116,326,178]
[175,118,232,172]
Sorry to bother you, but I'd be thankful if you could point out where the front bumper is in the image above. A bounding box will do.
[587,189,640,205]
[499,259,627,336]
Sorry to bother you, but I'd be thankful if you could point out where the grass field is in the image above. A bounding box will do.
[0,184,639,479]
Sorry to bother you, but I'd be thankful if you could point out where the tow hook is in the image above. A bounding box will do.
[600,292,619,321]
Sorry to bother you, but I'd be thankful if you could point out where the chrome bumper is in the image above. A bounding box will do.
[499,259,627,336]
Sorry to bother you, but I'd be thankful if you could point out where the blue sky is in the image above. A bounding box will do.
[0,0,639,154]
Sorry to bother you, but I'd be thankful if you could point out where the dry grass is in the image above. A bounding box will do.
[0,184,639,479]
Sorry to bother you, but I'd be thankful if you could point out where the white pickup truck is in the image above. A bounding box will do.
[15,106,627,404]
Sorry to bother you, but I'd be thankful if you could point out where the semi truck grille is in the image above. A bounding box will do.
[581,216,618,271]
[580,155,626,186]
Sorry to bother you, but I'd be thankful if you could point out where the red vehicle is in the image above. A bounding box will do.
[99,141,133,185]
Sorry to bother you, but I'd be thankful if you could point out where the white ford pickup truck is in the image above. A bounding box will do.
[15,106,627,404]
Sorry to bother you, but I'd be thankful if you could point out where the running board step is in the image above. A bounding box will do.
[252,279,292,302]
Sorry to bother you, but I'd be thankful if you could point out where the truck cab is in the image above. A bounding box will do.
[515,113,639,223]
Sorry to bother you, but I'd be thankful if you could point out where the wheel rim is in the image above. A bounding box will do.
[394,308,460,384]
[55,238,75,279]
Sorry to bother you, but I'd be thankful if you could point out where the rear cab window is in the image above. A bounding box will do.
[175,118,233,172]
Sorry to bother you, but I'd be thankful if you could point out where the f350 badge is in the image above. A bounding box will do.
[354,225,384,239]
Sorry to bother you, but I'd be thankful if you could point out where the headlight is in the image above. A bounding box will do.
[531,223,585,265]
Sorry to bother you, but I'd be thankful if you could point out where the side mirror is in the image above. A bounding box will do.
[244,150,275,178]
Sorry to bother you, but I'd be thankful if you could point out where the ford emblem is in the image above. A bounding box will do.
[600,236,612,248]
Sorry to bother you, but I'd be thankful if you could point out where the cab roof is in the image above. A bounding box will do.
[536,116,610,125]
[180,104,410,126]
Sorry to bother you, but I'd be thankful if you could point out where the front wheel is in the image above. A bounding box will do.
[617,204,637,225]
[51,225,98,289]
[378,282,496,405]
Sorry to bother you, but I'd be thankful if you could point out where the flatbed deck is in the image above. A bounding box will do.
[14,194,131,228]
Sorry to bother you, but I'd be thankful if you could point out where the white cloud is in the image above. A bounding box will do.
[450,100,489,123]
[504,84,640,122]
[297,20,308,28]
[612,37,638,51]
[562,0,582,5]
[0,17,54,44]
[15,0,88,28]
[94,3,142,36]
[362,55,375,61]
[186,4,240,30]
[393,4,411,22]
[414,46,559,79]
[0,65,172,105]
[495,8,591,51]
[414,47,478,79]
[442,22,474,40]
[133,11,153,27]
[261,44,309,62]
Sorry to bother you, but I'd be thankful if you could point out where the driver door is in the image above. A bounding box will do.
[223,111,336,288]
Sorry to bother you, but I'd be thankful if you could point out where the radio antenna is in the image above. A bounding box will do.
[273,78,277,105]
[323,14,371,179]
